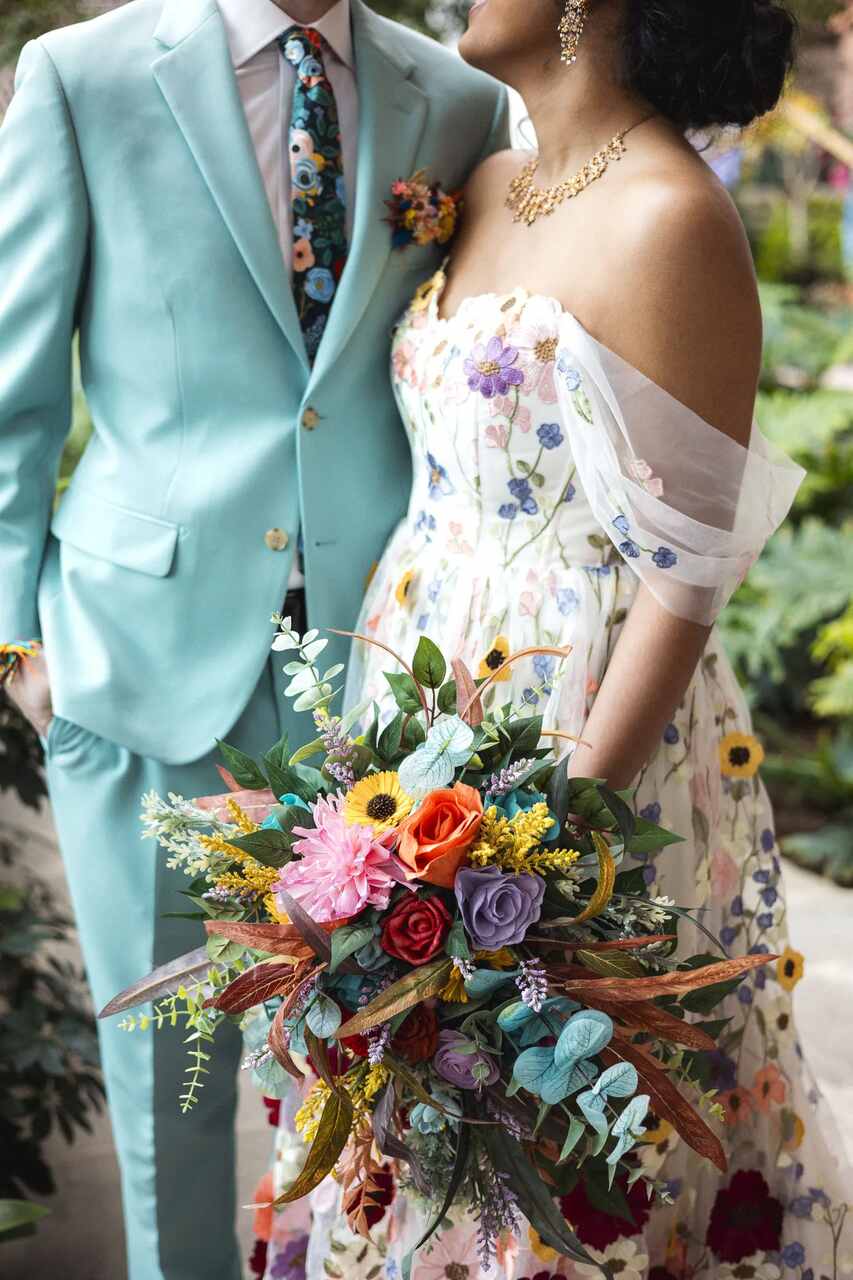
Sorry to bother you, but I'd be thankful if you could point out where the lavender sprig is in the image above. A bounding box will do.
[315,711,357,791]
[473,1170,520,1266]
[487,758,535,798]
[366,1024,390,1066]
[516,959,548,1012]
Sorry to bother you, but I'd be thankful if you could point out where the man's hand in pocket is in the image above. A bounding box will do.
[6,650,53,738]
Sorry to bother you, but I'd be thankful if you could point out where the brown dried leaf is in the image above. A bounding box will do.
[557,952,776,1001]
[208,960,300,1014]
[451,658,483,727]
[204,920,315,962]
[269,1001,304,1080]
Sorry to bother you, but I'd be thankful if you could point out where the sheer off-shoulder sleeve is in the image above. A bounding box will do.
[554,313,805,625]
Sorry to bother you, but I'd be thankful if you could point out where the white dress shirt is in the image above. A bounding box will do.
[216,0,358,270]
[216,0,358,589]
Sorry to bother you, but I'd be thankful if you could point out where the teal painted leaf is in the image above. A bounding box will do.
[554,1010,614,1069]
[306,995,341,1039]
[594,1062,639,1100]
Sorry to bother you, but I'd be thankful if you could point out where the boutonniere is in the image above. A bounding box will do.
[385,171,461,250]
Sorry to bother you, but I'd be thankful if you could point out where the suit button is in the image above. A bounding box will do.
[265,528,289,552]
[302,406,320,431]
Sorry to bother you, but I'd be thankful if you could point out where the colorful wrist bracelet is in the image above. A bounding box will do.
[0,641,43,689]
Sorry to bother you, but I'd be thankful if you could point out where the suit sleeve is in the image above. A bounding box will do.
[479,82,512,163]
[0,40,89,641]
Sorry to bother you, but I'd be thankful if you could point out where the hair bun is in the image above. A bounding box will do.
[625,0,798,131]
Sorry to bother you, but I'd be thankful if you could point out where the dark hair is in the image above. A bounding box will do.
[623,0,798,131]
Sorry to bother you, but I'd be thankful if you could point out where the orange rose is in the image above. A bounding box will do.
[397,782,483,888]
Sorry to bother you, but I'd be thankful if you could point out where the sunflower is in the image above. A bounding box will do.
[344,771,413,831]
[478,635,511,681]
[777,946,805,992]
[395,570,415,607]
[719,732,765,779]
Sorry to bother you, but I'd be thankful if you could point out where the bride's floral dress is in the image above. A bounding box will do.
[264,269,851,1280]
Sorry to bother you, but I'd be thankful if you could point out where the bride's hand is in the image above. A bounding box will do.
[6,650,53,738]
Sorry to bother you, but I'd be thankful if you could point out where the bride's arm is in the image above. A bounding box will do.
[565,169,763,788]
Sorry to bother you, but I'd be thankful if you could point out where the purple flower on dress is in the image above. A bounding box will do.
[563,482,576,503]
[730,894,744,917]
[533,653,555,694]
[507,477,539,516]
[761,886,778,907]
[499,502,518,521]
[720,925,738,947]
[415,510,437,538]
[455,865,545,949]
[619,539,641,559]
[783,1244,806,1269]
[537,422,563,450]
[761,827,775,852]
[663,723,680,745]
[270,1232,309,1280]
[642,864,656,885]
[640,801,661,823]
[652,545,678,569]
[557,353,581,390]
[464,337,524,399]
[434,1029,500,1090]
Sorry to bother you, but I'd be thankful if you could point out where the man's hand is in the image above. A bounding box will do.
[6,650,53,738]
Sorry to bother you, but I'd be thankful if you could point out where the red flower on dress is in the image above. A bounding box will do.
[559,1172,651,1250]
[248,1238,268,1278]
[706,1169,783,1262]
[263,1096,281,1128]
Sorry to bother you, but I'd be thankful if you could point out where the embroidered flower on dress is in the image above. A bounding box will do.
[777,946,805,992]
[706,1170,783,1262]
[512,320,559,403]
[464,337,525,399]
[426,452,455,499]
[536,422,563,450]
[507,477,539,516]
[652,545,678,569]
[719,732,765,779]
[629,457,665,497]
[478,636,511,681]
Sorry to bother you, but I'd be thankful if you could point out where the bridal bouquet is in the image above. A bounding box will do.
[104,621,774,1275]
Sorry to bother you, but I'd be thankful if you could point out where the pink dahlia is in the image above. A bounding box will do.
[274,794,408,924]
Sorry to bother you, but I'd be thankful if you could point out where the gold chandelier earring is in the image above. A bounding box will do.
[558,0,589,66]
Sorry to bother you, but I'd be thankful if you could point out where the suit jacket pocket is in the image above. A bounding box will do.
[50,488,180,578]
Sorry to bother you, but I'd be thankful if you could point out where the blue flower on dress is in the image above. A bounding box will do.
[417,614,430,632]
[738,984,753,1005]
[730,893,744,916]
[427,577,442,603]
[619,539,641,559]
[663,723,680,745]
[782,1244,806,1269]
[613,514,630,535]
[507,477,539,516]
[757,912,774,931]
[533,654,556,694]
[640,801,661,823]
[720,925,738,947]
[415,511,437,539]
[499,503,518,521]
[556,587,580,616]
[537,422,563,450]
[761,886,778,907]
[521,687,539,707]
[761,827,775,851]
[652,546,678,569]
[707,1049,737,1091]
[642,864,656,885]
[753,868,771,884]
[427,453,454,499]
[563,482,576,503]
[557,352,581,390]
[304,267,335,303]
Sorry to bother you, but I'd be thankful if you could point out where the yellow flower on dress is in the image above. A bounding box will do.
[528,1225,558,1263]
[478,635,511,681]
[777,946,805,992]
[343,771,414,832]
[396,570,415,607]
[719,732,765,779]
[783,1111,806,1151]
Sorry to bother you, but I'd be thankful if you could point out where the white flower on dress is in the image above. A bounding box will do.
[509,320,559,404]
[638,1117,680,1176]
[575,1237,649,1280]
[716,1252,781,1280]
[628,458,664,497]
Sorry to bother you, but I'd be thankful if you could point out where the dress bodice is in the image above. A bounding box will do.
[391,271,608,575]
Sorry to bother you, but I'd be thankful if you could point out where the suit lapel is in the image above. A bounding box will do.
[308,1,428,390]
[152,0,309,373]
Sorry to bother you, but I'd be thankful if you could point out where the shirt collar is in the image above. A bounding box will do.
[217,0,354,70]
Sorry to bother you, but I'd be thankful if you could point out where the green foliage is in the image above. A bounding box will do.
[0,869,105,1206]
[0,0,88,66]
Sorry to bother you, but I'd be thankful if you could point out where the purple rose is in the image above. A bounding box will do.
[433,1030,499,1091]
[454,865,545,949]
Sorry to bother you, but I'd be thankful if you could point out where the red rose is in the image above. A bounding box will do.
[705,1169,783,1262]
[392,1005,439,1063]
[560,1172,651,1250]
[380,894,451,966]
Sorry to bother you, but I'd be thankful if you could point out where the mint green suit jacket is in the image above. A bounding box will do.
[0,0,508,763]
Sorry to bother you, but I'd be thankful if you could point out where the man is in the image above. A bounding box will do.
[0,0,508,1274]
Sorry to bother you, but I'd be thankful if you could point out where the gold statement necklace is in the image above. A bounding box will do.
[506,114,657,227]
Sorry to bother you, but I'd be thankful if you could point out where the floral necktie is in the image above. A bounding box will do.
[280,26,348,363]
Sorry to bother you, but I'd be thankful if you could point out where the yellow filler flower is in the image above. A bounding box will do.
[719,732,765,779]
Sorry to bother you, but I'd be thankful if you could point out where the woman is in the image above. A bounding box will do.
[270,2,852,1277]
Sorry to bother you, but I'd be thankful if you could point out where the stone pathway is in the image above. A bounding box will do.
[2,791,851,1279]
